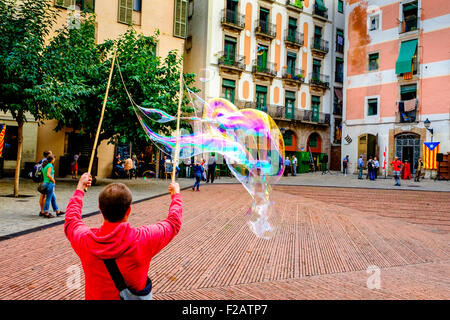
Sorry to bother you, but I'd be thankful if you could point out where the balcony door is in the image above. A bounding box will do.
[314,26,322,48]
[222,79,236,104]
[311,95,320,122]
[286,52,296,76]
[259,8,270,32]
[256,85,267,112]
[285,91,296,119]
[224,36,237,65]
[226,0,238,23]
[257,45,268,71]
[288,17,297,41]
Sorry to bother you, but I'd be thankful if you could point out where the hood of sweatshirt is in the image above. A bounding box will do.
[85,221,136,260]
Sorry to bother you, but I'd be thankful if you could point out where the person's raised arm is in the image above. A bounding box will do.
[64,173,92,254]
[138,182,183,257]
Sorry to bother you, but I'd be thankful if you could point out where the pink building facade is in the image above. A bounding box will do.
[342,0,450,175]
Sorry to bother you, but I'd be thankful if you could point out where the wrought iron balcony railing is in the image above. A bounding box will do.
[311,37,329,53]
[221,8,245,30]
[266,105,330,124]
[217,52,246,70]
[254,19,276,38]
[282,68,305,82]
[284,30,304,46]
[252,60,277,77]
[309,73,330,88]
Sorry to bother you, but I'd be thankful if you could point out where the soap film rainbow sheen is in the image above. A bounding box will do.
[135,98,285,239]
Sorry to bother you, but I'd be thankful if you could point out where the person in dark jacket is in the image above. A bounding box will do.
[192,161,204,191]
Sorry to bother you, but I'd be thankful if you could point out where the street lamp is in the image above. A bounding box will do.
[424,118,434,142]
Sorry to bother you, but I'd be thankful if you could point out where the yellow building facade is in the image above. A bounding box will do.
[1,0,187,178]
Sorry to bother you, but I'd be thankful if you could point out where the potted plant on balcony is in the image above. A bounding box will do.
[296,74,304,81]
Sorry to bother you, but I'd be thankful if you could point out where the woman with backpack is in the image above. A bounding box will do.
[41,154,64,218]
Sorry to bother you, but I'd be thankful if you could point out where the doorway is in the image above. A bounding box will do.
[395,133,420,173]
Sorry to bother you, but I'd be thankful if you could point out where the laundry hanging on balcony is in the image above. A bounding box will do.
[403,98,417,112]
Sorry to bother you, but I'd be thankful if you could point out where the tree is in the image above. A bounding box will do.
[40,15,198,165]
[0,0,58,197]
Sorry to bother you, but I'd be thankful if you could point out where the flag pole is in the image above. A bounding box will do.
[85,48,117,191]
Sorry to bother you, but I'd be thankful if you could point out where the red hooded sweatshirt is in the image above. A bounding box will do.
[64,189,183,300]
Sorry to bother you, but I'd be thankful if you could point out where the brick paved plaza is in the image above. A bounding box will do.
[0,184,448,300]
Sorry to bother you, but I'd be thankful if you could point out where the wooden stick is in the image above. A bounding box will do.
[171,56,184,183]
[85,48,117,191]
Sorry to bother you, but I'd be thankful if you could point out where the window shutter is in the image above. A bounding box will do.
[118,0,133,24]
[174,0,188,38]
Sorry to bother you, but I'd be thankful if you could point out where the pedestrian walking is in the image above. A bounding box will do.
[373,157,379,180]
[414,158,423,182]
[291,155,297,176]
[201,159,207,181]
[37,150,52,216]
[343,155,349,176]
[41,154,64,218]
[206,154,217,183]
[192,161,204,191]
[391,157,403,186]
[358,155,364,179]
[64,173,183,300]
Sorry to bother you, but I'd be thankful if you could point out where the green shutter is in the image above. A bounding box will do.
[289,17,297,26]
[336,57,344,63]
[174,0,188,38]
[400,84,417,94]
[313,59,321,66]
[285,91,296,99]
[338,0,343,13]
[316,0,327,11]
[395,39,418,74]
[118,0,133,24]
[337,29,344,37]
[222,79,236,88]
[256,85,267,93]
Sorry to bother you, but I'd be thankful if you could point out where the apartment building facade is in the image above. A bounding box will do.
[342,0,450,175]
[185,0,346,170]
[1,0,187,178]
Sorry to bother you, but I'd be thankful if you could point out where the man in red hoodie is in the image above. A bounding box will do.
[64,173,183,300]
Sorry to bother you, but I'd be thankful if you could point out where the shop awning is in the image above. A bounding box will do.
[316,0,327,11]
[395,39,417,74]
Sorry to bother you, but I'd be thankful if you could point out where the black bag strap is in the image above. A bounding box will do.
[103,259,127,292]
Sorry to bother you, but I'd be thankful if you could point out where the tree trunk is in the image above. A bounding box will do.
[14,110,24,198]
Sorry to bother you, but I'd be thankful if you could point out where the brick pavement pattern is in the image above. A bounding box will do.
[0,185,448,300]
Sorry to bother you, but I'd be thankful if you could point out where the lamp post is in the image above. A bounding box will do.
[424,118,434,142]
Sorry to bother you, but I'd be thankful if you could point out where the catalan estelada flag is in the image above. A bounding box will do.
[423,142,440,169]
[0,124,6,158]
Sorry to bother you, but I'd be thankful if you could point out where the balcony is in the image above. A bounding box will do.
[267,105,330,125]
[252,60,277,82]
[336,41,344,53]
[286,0,303,13]
[309,73,330,91]
[311,38,329,57]
[282,68,305,88]
[284,30,303,49]
[221,8,245,32]
[217,52,246,76]
[254,19,276,41]
[313,4,328,21]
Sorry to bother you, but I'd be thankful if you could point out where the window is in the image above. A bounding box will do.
[55,0,95,12]
[222,79,236,104]
[259,8,270,33]
[133,0,141,12]
[256,85,268,112]
[401,1,418,33]
[286,52,297,76]
[369,14,379,31]
[338,0,344,13]
[173,0,188,38]
[335,58,343,83]
[118,0,133,24]
[1,125,18,161]
[368,52,379,71]
[336,29,344,53]
[283,131,293,146]
[367,98,378,116]
[256,45,268,71]
[288,17,297,41]
[312,59,321,77]
[225,0,238,23]
[285,91,296,119]
[224,36,237,64]
[399,84,417,122]
[311,96,320,122]
[395,39,418,76]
